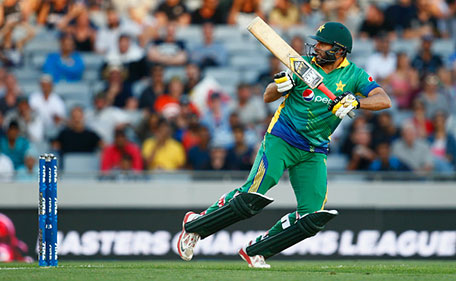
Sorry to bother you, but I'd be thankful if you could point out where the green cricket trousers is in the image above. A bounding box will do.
[204,133,328,241]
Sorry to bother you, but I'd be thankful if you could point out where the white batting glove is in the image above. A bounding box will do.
[274,71,295,94]
[328,91,360,119]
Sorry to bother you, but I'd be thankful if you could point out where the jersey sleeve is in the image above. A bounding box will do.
[353,67,380,97]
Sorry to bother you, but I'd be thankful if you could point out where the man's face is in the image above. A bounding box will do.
[118,37,130,54]
[61,36,74,54]
[114,134,127,147]
[107,10,120,28]
[7,126,19,141]
[71,107,84,126]
[314,41,336,65]
[40,81,53,95]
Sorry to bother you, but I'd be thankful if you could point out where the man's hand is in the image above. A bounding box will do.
[328,91,360,119]
[274,71,295,94]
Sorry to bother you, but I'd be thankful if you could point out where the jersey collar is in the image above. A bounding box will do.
[311,57,350,70]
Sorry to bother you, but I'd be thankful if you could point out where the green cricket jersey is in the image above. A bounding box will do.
[267,56,380,154]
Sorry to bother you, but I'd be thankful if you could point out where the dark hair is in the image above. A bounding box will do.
[8,120,19,130]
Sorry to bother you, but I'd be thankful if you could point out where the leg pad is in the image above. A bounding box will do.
[246,210,338,259]
[185,192,274,239]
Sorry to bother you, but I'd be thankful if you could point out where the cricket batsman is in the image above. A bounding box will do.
[177,22,391,268]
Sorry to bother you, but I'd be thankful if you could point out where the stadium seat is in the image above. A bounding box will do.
[432,39,455,59]
[54,82,92,109]
[214,25,244,43]
[12,68,41,83]
[391,39,420,58]
[20,82,41,96]
[176,25,203,45]
[326,154,348,171]
[351,39,375,58]
[62,152,100,174]
[81,53,105,70]
[164,66,186,82]
[203,67,241,89]
[229,54,269,72]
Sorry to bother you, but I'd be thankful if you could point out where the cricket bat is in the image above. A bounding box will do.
[247,17,355,118]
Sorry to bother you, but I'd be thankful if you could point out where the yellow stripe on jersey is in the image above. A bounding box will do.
[267,94,289,133]
[248,159,266,193]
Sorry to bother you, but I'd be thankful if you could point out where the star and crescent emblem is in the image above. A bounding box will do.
[318,24,325,33]
[336,80,346,92]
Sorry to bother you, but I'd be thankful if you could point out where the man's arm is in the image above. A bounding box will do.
[359,87,391,111]
[263,83,282,103]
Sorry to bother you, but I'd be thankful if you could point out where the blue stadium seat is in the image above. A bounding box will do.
[81,53,105,70]
[326,154,348,171]
[54,82,92,109]
[164,66,186,82]
[391,39,420,58]
[229,54,269,72]
[203,67,241,89]
[63,152,100,173]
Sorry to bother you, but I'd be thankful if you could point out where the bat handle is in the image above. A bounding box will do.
[317,84,356,119]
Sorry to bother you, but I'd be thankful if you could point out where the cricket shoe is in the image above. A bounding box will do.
[177,211,201,261]
[238,241,271,269]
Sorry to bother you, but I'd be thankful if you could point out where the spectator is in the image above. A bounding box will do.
[369,142,408,171]
[320,0,361,35]
[418,74,450,118]
[268,0,300,29]
[0,73,21,115]
[95,8,123,54]
[191,0,226,25]
[85,91,133,144]
[15,152,36,182]
[173,96,200,141]
[135,111,161,144]
[104,34,148,82]
[392,121,433,172]
[100,128,143,173]
[3,97,44,143]
[366,34,396,84]
[0,67,6,94]
[227,0,264,26]
[0,120,30,170]
[57,5,96,52]
[138,65,166,111]
[154,76,188,119]
[52,106,102,160]
[414,0,446,38]
[179,113,201,151]
[102,64,134,109]
[154,0,190,27]
[142,119,185,170]
[346,127,376,170]
[0,18,35,67]
[122,4,157,47]
[43,33,85,83]
[386,52,419,109]
[37,0,70,28]
[358,4,393,39]
[410,99,433,139]
[371,111,399,147]
[226,125,253,170]
[0,152,14,182]
[147,23,188,66]
[428,111,456,171]
[257,56,283,90]
[235,83,266,127]
[190,22,228,69]
[0,0,22,28]
[291,35,305,55]
[438,67,456,112]
[201,92,233,148]
[187,125,211,170]
[29,75,66,138]
[411,35,443,77]
[184,63,202,94]
[209,146,228,170]
[384,0,418,38]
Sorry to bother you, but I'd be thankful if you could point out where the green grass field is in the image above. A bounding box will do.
[1,260,455,281]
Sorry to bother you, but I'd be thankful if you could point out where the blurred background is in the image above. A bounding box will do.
[0,0,455,262]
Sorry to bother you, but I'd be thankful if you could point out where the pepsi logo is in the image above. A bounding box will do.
[302,89,315,102]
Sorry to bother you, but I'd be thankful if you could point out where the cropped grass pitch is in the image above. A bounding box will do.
[1,260,456,281]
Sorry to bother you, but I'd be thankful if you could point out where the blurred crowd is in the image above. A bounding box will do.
[0,0,456,181]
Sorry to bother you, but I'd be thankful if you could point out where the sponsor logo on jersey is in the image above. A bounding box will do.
[368,76,373,82]
[302,89,314,102]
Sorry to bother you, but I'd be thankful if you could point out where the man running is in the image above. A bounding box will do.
[177,22,391,268]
